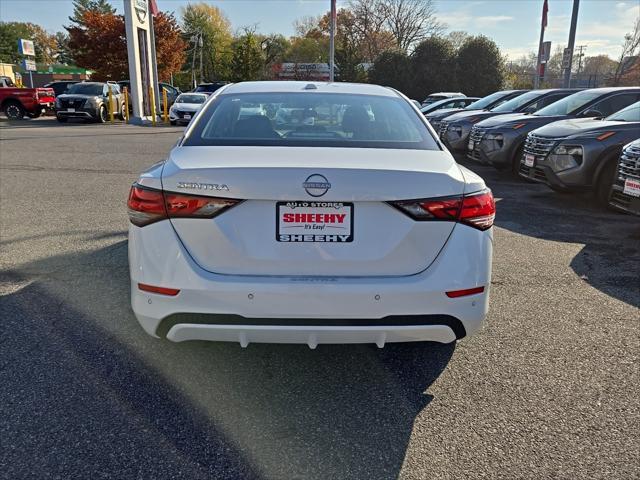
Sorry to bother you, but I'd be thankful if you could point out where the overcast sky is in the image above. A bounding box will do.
[1,0,638,60]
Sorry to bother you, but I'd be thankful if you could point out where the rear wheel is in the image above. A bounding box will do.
[4,101,25,120]
[118,103,126,120]
[56,116,68,123]
[170,120,176,126]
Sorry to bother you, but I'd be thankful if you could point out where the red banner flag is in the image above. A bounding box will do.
[542,0,549,29]
[149,0,159,17]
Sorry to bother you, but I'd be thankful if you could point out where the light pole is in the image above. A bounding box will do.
[329,0,336,82]
[563,0,580,88]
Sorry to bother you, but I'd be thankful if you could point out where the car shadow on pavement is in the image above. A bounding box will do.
[463,160,640,309]
[1,239,454,480]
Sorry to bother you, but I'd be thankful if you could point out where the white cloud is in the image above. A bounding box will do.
[476,15,514,28]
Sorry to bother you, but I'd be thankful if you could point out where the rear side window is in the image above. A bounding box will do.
[184,92,439,150]
[587,93,640,117]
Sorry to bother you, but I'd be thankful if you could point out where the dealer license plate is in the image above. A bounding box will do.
[524,154,535,167]
[184,114,191,120]
[67,108,75,112]
[623,178,640,197]
[276,201,353,242]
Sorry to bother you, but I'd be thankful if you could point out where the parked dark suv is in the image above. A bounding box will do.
[193,82,229,95]
[609,138,640,215]
[470,87,640,174]
[519,101,640,205]
[44,80,80,97]
[439,88,579,153]
[55,82,125,123]
[426,90,526,136]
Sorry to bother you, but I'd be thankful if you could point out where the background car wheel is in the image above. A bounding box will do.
[170,120,176,126]
[56,116,68,123]
[510,145,525,178]
[594,156,618,207]
[98,105,107,123]
[118,103,126,120]
[4,101,25,120]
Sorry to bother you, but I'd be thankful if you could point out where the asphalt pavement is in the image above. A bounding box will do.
[1,117,639,480]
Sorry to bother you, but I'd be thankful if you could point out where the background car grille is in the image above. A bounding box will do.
[438,120,451,138]
[523,133,557,158]
[467,126,487,161]
[617,144,640,179]
[59,99,86,109]
[610,144,640,213]
[175,110,194,119]
[518,163,547,182]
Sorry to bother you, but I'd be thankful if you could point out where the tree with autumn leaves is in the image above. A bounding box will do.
[67,5,185,82]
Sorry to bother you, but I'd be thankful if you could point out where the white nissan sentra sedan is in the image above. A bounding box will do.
[127,81,494,348]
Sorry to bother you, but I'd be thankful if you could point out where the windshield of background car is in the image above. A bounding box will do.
[67,83,103,96]
[533,90,602,116]
[184,92,439,150]
[606,101,640,122]
[420,98,455,113]
[177,94,206,104]
[464,91,511,110]
[491,90,543,112]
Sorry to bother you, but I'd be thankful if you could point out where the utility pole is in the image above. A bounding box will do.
[329,0,336,82]
[534,0,549,89]
[575,44,587,76]
[563,0,580,88]
[199,33,204,84]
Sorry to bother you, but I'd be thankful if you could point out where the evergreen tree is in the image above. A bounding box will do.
[69,0,115,26]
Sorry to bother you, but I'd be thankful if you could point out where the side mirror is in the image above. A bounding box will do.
[582,109,603,118]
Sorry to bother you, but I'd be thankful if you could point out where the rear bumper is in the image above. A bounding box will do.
[129,220,493,346]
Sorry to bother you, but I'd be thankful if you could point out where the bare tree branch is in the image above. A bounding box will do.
[380,0,445,52]
[613,16,640,86]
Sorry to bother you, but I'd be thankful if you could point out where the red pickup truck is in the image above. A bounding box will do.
[0,76,55,120]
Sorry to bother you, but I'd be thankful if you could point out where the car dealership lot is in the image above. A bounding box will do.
[1,118,638,479]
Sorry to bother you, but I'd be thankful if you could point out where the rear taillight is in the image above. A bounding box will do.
[390,189,495,231]
[127,185,166,226]
[127,184,240,227]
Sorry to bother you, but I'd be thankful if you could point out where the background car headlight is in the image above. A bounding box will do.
[450,125,462,135]
[484,132,504,150]
[549,145,583,172]
[553,145,582,156]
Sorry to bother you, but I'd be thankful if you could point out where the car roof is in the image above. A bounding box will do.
[222,81,398,97]
[580,87,640,93]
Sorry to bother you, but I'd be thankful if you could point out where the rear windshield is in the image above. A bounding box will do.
[67,83,103,96]
[534,90,602,116]
[492,90,543,112]
[184,92,439,150]
[177,94,206,104]
[607,101,640,122]
[464,91,512,111]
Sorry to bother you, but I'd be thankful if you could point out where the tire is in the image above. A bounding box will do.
[56,116,68,123]
[97,105,107,123]
[118,103,126,120]
[4,101,25,120]
[594,157,618,207]
[170,120,176,126]
[510,145,525,178]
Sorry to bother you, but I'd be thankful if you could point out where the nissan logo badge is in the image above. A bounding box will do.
[303,174,331,197]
